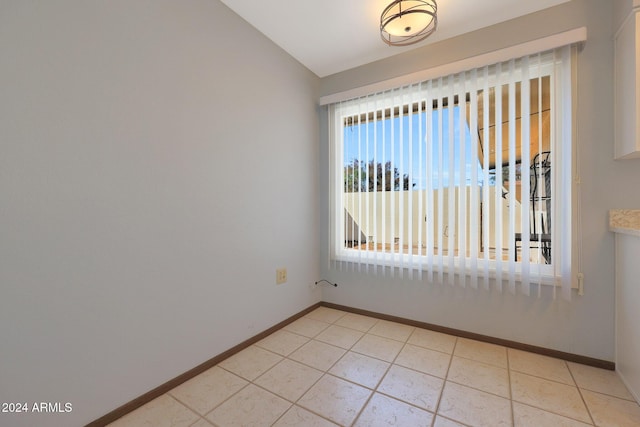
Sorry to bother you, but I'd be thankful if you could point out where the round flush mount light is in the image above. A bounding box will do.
[380,0,438,46]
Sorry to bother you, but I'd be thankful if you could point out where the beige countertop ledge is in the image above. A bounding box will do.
[610,210,640,237]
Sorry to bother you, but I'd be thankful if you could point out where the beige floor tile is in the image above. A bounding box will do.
[408,328,457,354]
[454,338,508,368]
[568,362,636,401]
[511,371,591,424]
[335,313,379,332]
[368,320,415,342]
[305,307,346,323]
[288,340,346,371]
[169,366,248,415]
[512,402,593,427]
[438,381,512,427]
[206,384,290,427]
[110,314,640,427]
[433,416,467,427]
[272,405,339,427]
[284,317,331,338]
[108,394,199,427]
[508,349,574,385]
[354,392,434,427]
[352,333,405,362]
[377,365,443,412]
[582,389,640,427]
[254,359,323,402]
[298,375,372,426]
[329,351,390,389]
[447,356,510,398]
[315,324,364,349]
[218,345,282,381]
[255,329,309,356]
[395,344,451,378]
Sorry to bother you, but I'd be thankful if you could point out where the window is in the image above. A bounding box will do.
[328,46,574,296]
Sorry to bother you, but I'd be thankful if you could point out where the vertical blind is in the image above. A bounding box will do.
[329,46,574,298]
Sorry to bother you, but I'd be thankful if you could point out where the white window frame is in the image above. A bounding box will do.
[325,32,585,297]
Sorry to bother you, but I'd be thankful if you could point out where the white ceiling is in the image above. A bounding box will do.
[219,0,571,78]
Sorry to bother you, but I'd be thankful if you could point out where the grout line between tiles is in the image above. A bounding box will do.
[165,392,198,418]
[443,375,511,401]
[350,334,411,427]
[335,313,379,334]
[166,382,240,424]
[579,386,640,403]
[514,401,596,426]
[436,415,474,427]
[508,368,577,387]
[372,388,439,414]
[325,329,372,426]
[289,403,341,427]
[276,334,364,425]
[246,383,295,427]
[567,358,640,404]
[507,344,515,427]
[253,314,353,426]
[567,362,598,426]
[293,376,358,425]
[349,387,373,426]
[509,363,597,426]
[432,336,458,427]
[189,417,201,427]
[505,349,588,389]
[188,416,215,427]
[282,366,336,426]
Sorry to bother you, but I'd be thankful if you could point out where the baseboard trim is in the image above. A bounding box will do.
[85,302,322,427]
[88,299,614,425]
[321,301,615,371]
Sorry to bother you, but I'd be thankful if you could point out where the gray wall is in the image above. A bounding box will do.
[0,1,320,426]
[319,0,640,362]
[614,0,635,31]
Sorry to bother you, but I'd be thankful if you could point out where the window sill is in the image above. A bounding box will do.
[333,249,559,286]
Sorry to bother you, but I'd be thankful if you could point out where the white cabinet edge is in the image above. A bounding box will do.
[614,10,640,159]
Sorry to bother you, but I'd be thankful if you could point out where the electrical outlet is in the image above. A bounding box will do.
[276,268,287,285]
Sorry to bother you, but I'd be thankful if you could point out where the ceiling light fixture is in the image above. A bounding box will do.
[380,0,438,46]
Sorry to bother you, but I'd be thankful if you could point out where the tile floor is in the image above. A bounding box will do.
[109,307,640,427]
